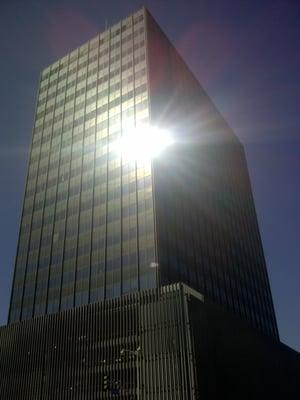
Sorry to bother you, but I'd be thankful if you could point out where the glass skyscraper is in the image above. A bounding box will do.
[8,7,278,339]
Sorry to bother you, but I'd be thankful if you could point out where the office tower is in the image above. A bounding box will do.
[8,7,278,339]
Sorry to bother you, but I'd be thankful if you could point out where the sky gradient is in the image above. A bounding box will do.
[0,0,299,351]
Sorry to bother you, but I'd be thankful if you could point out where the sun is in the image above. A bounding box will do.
[112,124,174,161]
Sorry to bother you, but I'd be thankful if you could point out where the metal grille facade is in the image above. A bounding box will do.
[2,283,299,399]
[1,283,198,399]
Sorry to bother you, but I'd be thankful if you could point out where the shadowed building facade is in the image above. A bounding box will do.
[8,7,278,339]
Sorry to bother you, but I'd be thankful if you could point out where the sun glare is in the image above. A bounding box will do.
[112,125,174,161]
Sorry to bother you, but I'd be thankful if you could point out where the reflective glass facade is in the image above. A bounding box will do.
[9,8,278,340]
[9,9,156,323]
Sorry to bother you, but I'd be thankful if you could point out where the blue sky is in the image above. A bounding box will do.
[0,0,299,351]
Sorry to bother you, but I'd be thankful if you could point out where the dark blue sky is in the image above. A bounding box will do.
[0,0,299,351]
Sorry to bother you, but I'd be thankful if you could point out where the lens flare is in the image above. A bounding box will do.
[112,125,174,161]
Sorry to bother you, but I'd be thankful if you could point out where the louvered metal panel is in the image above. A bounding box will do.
[0,283,199,399]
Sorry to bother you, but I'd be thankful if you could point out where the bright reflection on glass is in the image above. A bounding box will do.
[112,124,174,161]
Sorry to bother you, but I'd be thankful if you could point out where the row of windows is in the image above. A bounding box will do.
[23,171,151,213]
[35,65,146,134]
[39,41,144,105]
[19,192,153,249]
[36,75,134,125]
[38,37,145,97]
[35,83,147,135]
[38,80,146,129]
[36,53,146,113]
[21,220,153,263]
[30,123,144,175]
[27,172,149,208]
[38,57,146,116]
[22,194,153,241]
[40,12,144,80]
[24,196,151,232]
[16,227,155,279]
[11,269,154,321]
[30,133,147,186]
[27,156,150,193]
[29,101,148,170]
[24,172,152,213]
[40,47,132,99]
[15,242,154,292]
[12,241,155,303]
[26,118,150,199]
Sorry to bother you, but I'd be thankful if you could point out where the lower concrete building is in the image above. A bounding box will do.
[0,283,299,399]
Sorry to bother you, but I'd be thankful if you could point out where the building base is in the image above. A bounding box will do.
[1,283,299,399]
